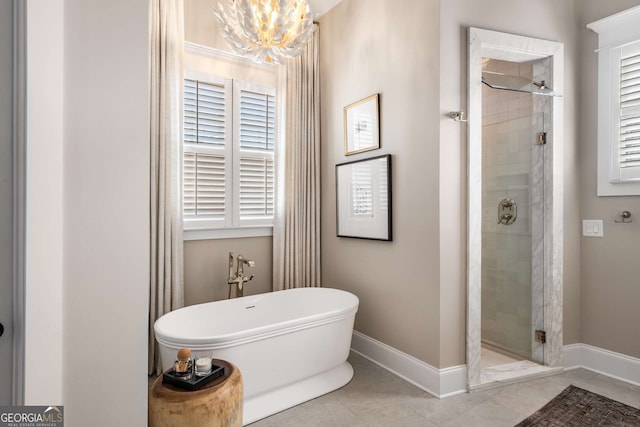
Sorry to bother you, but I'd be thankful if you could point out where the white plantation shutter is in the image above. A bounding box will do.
[183,76,231,228]
[235,84,276,225]
[183,79,198,142]
[619,47,640,179]
[619,115,640,168]
[184,79,226,145]
[239,90,275,151]
[183,152,226,218]
[183,151,196,216]
[239,157,274,217]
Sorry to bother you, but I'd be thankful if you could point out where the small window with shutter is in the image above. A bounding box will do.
[183,73,276,233]
[589,6,640,195]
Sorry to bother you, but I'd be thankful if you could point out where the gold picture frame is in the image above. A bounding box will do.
[343,94,380,156]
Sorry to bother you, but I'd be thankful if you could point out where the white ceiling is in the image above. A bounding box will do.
[308,0,344,17]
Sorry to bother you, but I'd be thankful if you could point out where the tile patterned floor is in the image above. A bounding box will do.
[249,352,640,426]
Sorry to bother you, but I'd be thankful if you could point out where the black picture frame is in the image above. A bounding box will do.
[335,154,392,241]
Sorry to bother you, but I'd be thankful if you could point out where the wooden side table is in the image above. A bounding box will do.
[149,359,243,427]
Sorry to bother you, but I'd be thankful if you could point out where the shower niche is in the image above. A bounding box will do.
[467,28,564,389]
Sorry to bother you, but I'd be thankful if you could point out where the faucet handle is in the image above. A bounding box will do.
[246,260,255,267]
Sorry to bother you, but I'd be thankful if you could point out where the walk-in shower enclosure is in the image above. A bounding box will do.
[467,28,564,388]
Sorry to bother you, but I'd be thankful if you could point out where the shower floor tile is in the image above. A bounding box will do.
[481,346,522,369]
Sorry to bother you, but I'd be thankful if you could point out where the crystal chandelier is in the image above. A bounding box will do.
[212,0,315,64]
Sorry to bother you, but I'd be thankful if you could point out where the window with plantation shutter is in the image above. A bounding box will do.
[589,7,640,195]
[183,71,277,235]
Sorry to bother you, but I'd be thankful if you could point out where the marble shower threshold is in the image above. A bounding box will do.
[470,360,564,392]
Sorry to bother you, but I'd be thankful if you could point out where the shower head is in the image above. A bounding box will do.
[533,80,546,90]
[482,72,560,97]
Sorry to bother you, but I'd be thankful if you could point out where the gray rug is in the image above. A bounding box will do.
[516,385,640,426]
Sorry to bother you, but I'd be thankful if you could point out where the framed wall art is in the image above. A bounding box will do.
[343,93,380,155]
[336,154,392,241]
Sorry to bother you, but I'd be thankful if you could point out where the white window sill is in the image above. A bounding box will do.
[184,226,273,241]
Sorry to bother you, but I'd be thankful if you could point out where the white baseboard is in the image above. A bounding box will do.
[350,331,467,399]
[351,332,640,398]
[564,343,640,387]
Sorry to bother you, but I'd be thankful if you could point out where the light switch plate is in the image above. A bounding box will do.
[582,220,604,237]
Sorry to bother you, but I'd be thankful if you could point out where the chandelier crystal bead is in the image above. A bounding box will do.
[212,0,315,64]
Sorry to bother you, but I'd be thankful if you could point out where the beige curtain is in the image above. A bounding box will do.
[273,26,321,290]
[149,0,184,375]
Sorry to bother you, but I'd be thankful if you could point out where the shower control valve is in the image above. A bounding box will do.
[497,198,517,225]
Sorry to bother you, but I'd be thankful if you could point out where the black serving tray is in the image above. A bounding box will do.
[162,363,225,391]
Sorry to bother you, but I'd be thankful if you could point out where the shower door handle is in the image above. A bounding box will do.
[498,198,517,225]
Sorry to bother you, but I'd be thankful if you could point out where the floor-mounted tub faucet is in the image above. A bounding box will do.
[228,252,255,298]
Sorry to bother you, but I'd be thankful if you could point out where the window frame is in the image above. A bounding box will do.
[589,5,640,196]
[182,71,277,240]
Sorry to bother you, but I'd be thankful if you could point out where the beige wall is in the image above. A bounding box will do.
[183,0,275,303]
[185,0,232,52]
[20,0,150,420]
[62,0,150,423]
[320,0,442,366]
[184,238,272,305]
[577,0,640,359]
[25,0,65,404]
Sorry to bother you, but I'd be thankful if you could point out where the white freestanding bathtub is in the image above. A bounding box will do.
[154,287,359,425]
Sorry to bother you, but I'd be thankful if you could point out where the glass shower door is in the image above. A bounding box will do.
[480,58,545,365]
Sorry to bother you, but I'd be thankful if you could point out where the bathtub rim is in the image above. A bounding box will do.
[156,310,357,350]
[154,287,359,350]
